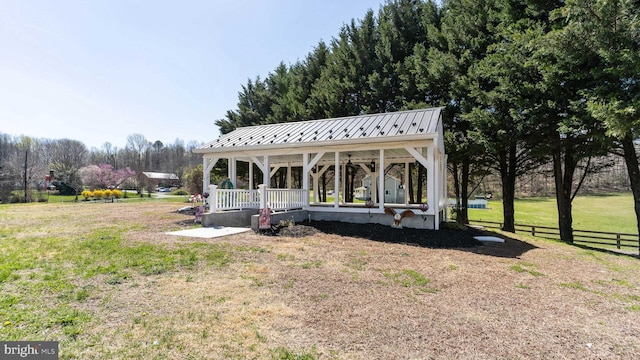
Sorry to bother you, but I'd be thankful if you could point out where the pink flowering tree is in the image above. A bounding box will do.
[113,166,136,189]
[80,164,136,190]
[80,165,108,190]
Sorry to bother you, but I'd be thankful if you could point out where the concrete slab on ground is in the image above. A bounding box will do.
[166,226,251,239]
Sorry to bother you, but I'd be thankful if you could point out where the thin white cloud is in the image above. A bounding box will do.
[24,23,50,33]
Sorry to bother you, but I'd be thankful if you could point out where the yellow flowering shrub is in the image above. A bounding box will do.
[103,189,112,199]
[92,189,104,200]
[112,189,123,199]
[81,190,92,200]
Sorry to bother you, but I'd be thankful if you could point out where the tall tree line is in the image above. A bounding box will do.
[215,0,640,243]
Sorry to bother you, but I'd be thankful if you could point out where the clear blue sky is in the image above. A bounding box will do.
[0,0,385,150]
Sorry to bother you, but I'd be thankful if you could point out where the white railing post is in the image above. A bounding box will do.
[208,184,218,213]
[259,184,267,210]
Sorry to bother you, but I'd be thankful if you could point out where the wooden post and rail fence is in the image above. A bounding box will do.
[469,220,639,255]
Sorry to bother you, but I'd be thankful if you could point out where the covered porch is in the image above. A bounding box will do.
[193,108,447,230]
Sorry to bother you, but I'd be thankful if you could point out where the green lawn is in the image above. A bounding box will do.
[468,192,637,235]
[2,199,640,358]
[22,191,189,204]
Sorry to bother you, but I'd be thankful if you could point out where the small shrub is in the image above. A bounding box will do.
[279,219,295,228]
[81,190,92,200]
[92,189,104,200]
[103,189,112,200]
[173,189,188,195]
[112,189,123,199]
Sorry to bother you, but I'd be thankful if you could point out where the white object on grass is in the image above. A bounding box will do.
[474,236,505,243]
[166,226,251,238]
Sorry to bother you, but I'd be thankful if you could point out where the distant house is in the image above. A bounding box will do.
[448,196,488,209]
[355,175,404,203]
[142,172,179,187]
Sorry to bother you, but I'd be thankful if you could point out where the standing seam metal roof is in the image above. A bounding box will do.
[197,107,443,152]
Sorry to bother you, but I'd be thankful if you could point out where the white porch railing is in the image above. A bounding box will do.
[207,185,307,212]
[209,187,260,212]
[264,188,306,211]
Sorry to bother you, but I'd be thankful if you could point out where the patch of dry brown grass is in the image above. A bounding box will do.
[1,201,639,359]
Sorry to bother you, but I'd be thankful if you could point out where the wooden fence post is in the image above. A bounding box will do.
[616,234,621,250]
[532,226,536,237]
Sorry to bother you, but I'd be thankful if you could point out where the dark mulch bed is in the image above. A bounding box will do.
[268,220,484,248]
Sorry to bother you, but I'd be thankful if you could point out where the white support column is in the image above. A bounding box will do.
[443,154,449,222]
[378,149,385,211]
[433,148,440,230]
[203,158,210,195]
[427,145,436,228]
[404,161,410,206]
[371,175,377,203]
[311,171,319,203]
[286,163,292,189]
[229,157,237,187]
[370,165,377,204]
[258,184,267,209]
[334,152,340,208]
[341,162,346,203]
[249,160,254,189]
[302,153,310,208]
[263,156,270,186]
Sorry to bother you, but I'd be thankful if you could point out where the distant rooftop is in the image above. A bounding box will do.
[142,172,179,180]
